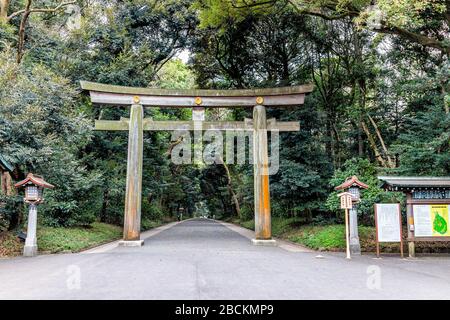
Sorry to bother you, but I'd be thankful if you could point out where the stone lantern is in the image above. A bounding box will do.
[15,173,54,257]
[178,207,185,221]
[335,175,368,255]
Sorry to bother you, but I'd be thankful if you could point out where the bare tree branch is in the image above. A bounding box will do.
[16,0,32,63]
[373,24,450,55]
[230,0,450,54]
[368,114,395,168]
[13,0,77,63]
[230,0,277,9]
[7,0,76,22]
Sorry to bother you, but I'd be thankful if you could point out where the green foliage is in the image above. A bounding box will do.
[1,0,448,237]
[151,58,196,89]
[41,151,103,227]
[395,112,450,176]
[141,219,164,231]
[239,217,305,236]
[270,217,305,236]
[142,199,164,221]
[288,225,347,250]
[240,219,254,231]
[37,222,122,253]
[370,0,447,29]
[0,231,23,257]
[0,50,101,227]
[286,224,376,250]
[59,0,198,86]
[0,194,23,231]
[195,0,450,53]
[239,205,253,221]
[0,24,15,50]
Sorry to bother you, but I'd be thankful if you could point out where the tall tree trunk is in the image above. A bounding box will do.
[16,0,32,63]
[367,115,395,168]
[7,182,20,232]
[0,0,9,22]
[305,208,312,223]
[361,120,387,168]
[4,172,12,195]
[332,123,341,168]
[357,126,364,156]
[442,82,449,114]
[100,188,109,222]
[1,171,20,229]
[325,115,335,167]
[221,159,241,219]
[358,116,364,156]
[1,171,7,195]
[7,213,19,230]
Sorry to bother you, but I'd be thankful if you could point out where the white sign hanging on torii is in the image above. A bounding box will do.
[192,107,205,121]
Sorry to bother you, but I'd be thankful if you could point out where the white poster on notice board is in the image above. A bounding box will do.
[375,204,401,242]
[413,205,433,237]
[413,204,450,237]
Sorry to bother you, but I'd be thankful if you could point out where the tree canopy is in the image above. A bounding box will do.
[0,0,448,231]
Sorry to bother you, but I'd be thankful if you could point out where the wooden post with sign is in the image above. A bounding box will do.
[338,192,353,259]
[345,208,350,259]
[374,203,403,258]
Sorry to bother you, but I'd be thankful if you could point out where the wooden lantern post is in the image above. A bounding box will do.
[338,192,353,259]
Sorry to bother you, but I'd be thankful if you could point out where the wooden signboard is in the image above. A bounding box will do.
[338,192,353,209]
[338,192,352,259]
[374,203,403,258]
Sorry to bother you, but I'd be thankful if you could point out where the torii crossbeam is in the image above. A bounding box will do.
[81,81,313,246]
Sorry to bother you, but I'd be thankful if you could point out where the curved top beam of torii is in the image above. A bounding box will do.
[80,81,314,107]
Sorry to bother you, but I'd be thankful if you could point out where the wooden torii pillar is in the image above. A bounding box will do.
[81,81,313,246]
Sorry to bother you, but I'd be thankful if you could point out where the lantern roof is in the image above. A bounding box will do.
[14,173,54,189]
[335,175,369,190]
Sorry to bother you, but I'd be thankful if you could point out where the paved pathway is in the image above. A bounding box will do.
[0,218,449,299]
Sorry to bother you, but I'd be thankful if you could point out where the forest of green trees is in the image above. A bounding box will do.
[0,0,449,234]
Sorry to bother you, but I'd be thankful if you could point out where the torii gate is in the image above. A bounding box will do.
[81,81,313,246]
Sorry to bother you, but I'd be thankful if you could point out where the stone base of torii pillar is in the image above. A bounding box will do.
[119,240,144,247]
[251,239,277,246]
